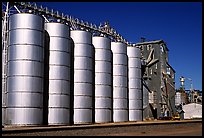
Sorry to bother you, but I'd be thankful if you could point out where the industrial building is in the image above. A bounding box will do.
[174,75,202,119]
[183,103,202,119]
[2,2,183,127]
[136,40,176,119]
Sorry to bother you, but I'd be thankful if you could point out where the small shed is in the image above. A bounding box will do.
[183,103,202,119]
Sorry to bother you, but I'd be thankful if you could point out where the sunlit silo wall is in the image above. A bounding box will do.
[127,46,142,121]
[6,13,45,125]
[111,42,128,122]
[45,22,71,125]
[93,36,113,123]
[71,30,95,124]
[2,47,6,125]
[2,17,7,125]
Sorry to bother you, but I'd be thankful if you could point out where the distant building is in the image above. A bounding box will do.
[136,40,176,119]
[184,89,202,104]
[183,103,202,119]
[175,89,189,106]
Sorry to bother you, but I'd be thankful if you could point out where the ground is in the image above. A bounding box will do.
[2,120,202,136]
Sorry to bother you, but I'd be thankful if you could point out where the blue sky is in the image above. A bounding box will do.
[37,2,202,91]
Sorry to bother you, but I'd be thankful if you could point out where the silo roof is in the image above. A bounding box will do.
[136,40,169,51]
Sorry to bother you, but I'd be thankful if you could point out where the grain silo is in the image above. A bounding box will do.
[2,16,7,126]
[175,92,182,106]
[127,46,142,121]
[111,42,128,122]
[69,38,75,125]
[93,36,113,123]
[2,47,6,125]
[45,22,71,125]
[6,13,45,125]
[71,30,95,124]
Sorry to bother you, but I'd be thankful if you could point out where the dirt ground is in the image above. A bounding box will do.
[98,123,202,136]
[2,121,202,136]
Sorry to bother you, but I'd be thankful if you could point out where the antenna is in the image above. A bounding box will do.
[141,37,146,42]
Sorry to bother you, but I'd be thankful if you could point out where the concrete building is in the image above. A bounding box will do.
[183,103,202,119]
[136,40,176,119]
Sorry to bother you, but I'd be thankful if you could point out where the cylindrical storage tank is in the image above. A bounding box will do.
[2,35,7,125]
[129,110,143,121]
[2,49,6,126]
[111,42,128,122]
[93,36,112,123]
[6,13,45,125]
[71,30,94,124]
[127,46,142,121]
[2,17,7,126]
[175,92,182,106]
[45,22,72,125]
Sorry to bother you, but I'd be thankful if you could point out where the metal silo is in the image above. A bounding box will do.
[71,30,94,124]
[6,13,45,125]
[111,42,128,122]
[2,48,6,125]
[69,38,75,125]
[45,22,71,125]
[2,16,8,126]
[175,92,182,106]
[93,36,112,123]
[127,46,142,121]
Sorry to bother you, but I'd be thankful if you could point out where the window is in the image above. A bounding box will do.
[150,68,153,75]
[160,45,164,52]
[147,44,152,50]
[167,67,170,75]
[172,74,175,79]
[141,45,144,51]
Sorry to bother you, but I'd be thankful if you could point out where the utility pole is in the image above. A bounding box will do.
[187,78,194,103]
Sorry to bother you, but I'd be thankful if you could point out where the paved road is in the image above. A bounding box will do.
[2,121,202,136]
